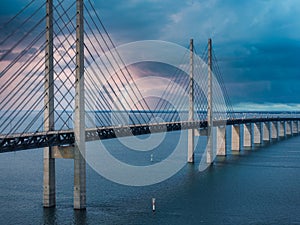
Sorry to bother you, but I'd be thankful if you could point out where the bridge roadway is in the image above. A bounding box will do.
[0,117,299,153]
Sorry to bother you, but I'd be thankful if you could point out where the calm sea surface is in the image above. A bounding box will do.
[0,131,300,225]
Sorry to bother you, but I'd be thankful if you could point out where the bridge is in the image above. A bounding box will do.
[1,0,300,210]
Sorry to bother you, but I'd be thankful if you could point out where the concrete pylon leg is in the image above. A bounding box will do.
[43,0,55,208]
[43,147,55,207]
[206,128,214,164]
[243,124,252,147]
[187,129,194,163]
[187,39,194,163]
[216,126,226,156]
[253,123,261,144]
[74,0,86,210]
[231,125,240,151]
[74,148,86,209]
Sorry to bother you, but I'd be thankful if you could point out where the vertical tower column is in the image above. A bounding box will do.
[74,0,86,210]
[207,38,214,164]
[243,124,252,147]
[43,0,55,208]
[253,122,261,145]
[187,39,194,163]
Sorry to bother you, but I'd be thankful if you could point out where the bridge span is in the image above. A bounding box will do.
[1,117,300,153]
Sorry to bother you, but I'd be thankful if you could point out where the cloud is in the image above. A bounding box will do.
[233,102,300,112]
[1,0,300,110]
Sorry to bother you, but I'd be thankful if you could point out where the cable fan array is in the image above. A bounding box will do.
[0,0,234,140]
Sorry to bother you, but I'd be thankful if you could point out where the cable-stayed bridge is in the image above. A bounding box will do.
[1,0,300,209]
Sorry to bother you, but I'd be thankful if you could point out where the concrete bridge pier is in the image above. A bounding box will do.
[243,124,252,148]
[231,125,241,151]
[216,126,226,156]
[279,121,286,138]
[271,121,279,140]
[263,122,271,142]
[286,121,292,136]
[253,122,262,145]
[292,121,299,135]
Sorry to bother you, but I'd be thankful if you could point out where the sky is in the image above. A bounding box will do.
[1,0,300,111]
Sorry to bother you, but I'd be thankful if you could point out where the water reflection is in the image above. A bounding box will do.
[43,208,57,225]
[74,210,87,225]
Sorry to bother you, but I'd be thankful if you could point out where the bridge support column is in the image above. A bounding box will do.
[279,121,285,137]
[263,122,270,142]
[43,0,55,208]
[216,126,226,156]
[253,122,261,145]
[243,124,252,147]
[292,121,298,135]
[187,129,194,163]
[286,121,292,136]
[271,121,279,140]
[231,125,240,151]
[43,148,56,207]
[74,0,86,210]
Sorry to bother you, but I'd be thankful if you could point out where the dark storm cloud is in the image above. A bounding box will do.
[1,0,300,109]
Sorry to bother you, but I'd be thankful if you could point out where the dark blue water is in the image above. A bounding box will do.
[0,132,300,225]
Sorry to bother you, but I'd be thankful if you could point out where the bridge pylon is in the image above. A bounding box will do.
[43,0,86,210]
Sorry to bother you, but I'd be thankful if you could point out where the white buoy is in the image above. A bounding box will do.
[152,198,156,212]
[150,154,153,162]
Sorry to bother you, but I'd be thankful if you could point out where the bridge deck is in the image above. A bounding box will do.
[0,118,299,153]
